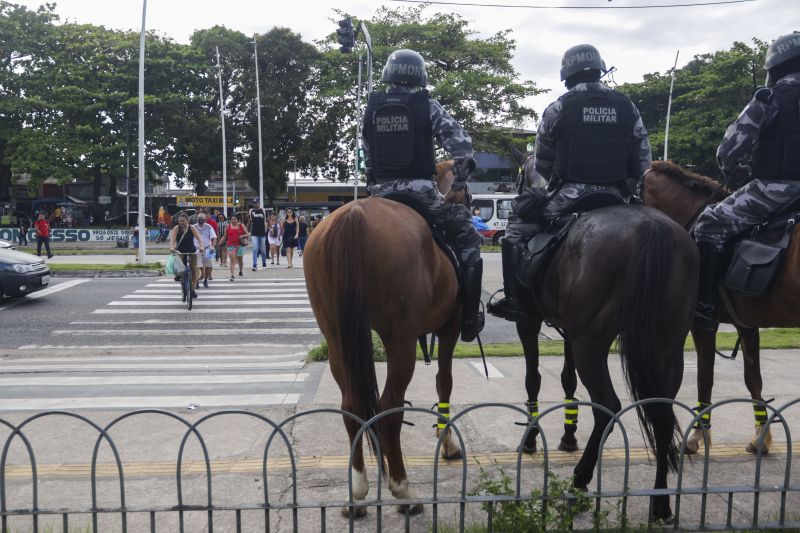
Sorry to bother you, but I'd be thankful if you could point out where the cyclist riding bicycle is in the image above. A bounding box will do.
[169,213,205,299]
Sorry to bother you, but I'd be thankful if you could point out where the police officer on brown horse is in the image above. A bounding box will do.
[488,44,652,320]
[362,48,484,342]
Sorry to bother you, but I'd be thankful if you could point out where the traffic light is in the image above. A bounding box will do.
[337,18,355,53]
[357,147,365,170]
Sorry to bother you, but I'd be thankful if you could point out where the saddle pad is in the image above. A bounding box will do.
[516,214,579,290]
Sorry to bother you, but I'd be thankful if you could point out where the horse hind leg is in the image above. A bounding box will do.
[686,328,717,455]
[379,336,424,515]
[340,394,370,518]
[559,340,580,453]
[435,315,464,461]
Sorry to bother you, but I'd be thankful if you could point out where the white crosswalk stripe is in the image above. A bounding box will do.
[8,272,321,412]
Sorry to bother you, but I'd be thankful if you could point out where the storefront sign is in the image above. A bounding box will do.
[176,196,234,207]
[0,228,157,243]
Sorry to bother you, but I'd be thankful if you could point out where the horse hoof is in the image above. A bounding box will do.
[517,442,537,454]
[442,449,463,461]
[341,505,368,518]
[746,442,769,455]
[558,439,579,453]
[396,503,423,515]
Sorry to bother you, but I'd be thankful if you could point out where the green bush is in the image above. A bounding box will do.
[307,331,386,362]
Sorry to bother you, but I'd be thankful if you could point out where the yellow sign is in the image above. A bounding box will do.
[177,196,234,207]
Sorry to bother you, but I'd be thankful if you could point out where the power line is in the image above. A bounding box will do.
[391,0,757,9]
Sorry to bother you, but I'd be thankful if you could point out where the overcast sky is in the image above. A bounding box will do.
[13,0,800,128]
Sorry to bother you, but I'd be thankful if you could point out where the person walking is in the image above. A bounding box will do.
[267,213,282,265]
[34,213,53,258]
[220,214,249,281]
[192,213,217,288]
[281,208,299,268]
[216,213,229,267]
[248,199,268,271]
[17,217,29,246]
[297,215,309,257]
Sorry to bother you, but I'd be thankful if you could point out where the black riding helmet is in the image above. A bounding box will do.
[765,32,800,86]
[560,44,607,82]
[380,49,428,87]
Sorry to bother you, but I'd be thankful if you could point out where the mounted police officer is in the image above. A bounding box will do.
[362,48,484,342]
[488,44,652,321]
[694,32,800,330]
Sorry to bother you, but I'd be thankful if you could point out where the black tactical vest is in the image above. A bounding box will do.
[553,87,636,184]
[752,82,800,180]
[364,90,436,183]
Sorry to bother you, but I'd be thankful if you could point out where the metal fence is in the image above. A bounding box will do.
[0,398,799,532]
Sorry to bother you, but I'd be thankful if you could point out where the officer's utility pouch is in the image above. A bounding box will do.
[725,216,795,297]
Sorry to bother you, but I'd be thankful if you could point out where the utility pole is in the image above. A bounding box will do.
[126,121,130,230]
[137,0,147,264]
[355,53,363,201]
[216,46,228,217]
[254,34,264,205]
[664,50,680,161]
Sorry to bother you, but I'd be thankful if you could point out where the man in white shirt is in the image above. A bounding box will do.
[193,213,217,288]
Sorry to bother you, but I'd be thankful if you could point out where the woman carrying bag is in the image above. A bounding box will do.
[267,213,282,265]
[281,208,300,268]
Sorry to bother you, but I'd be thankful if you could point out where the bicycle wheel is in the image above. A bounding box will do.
[185,268,193,311]
[181,269,188,302]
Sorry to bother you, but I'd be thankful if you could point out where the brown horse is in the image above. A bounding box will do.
[303,162,464,516]
[644,160,800,454]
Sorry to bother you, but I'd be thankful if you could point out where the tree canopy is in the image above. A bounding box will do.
[618,40,768,178]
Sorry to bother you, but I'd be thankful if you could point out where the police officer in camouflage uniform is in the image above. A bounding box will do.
[362,49,484,342]
[693,32,800,331]
[488,44,652,321]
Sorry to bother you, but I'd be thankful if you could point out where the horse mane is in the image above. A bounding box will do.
[650,160,729,200]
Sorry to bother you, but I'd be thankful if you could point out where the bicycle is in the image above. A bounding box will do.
[172,251,201,310]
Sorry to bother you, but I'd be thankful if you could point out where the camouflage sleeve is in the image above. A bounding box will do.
[716,89,779,173]
[630,102,652,178]
[429,98,474,163]
[532,99,561,184]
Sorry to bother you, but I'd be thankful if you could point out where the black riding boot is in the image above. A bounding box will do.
[694,241,721,331]
[487,238,525,321]
[460,258,485,342]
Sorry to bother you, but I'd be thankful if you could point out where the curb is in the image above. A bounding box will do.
[51,269,163,278]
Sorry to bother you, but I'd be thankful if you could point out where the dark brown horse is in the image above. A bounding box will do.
[512,176,697,521]
[303,162,464,516]
[644,160,800,454]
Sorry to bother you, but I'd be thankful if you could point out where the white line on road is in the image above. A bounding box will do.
[4,353,307,363]
[123,293,307,299]
[18,343,311,350]
[71,318,318,325]
[107,300,309,306]
[51,328,320,336]
[0,373,308,386]
[0,393,301,411]
[0,361,305,371]
[135,288,308,294]
[25,279,89,299]
[151,280,306,286]
[470,361,504,378]
[91,308,314,314]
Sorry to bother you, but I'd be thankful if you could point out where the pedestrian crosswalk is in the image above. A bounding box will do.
[5,273,322,412]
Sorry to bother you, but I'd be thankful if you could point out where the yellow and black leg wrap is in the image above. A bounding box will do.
[753,400,768,429]
[526,400,539,421]
[437,402,451,430]
[564,398,578,428]
[693,401,712,430]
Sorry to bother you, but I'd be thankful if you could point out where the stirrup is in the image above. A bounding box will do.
[487,289,525,321]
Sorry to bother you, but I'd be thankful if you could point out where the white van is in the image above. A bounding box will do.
[470,193,515,244]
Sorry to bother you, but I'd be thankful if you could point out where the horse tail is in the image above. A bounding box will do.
[617,218,681,472]
[324,204,380,446]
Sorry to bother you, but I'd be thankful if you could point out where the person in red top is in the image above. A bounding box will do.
[220,214,249,281]
[34,213,53,258]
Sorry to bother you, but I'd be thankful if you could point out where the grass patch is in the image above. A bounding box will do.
[48,262,163,271]
[307,329,800,363]
[480,244,500,253]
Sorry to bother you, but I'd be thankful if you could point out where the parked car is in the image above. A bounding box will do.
[0,240,15,250]
[0,248,50,298]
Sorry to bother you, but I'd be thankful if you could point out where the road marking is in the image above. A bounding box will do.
[24,279,90,299]
[92,308,314,314]
[122,293,307,299]
[70,318,318,325]
[135,288,308,294]
[18,343,310,350]
[107,300,309,306]
[0,393,301,411]
[0,361,305,371]
[0,373,308,386]
[4,353,307,363]
[51,328,320,336]
[470,361,504,378]
[2,441,783,479]
[151,280,306,286]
